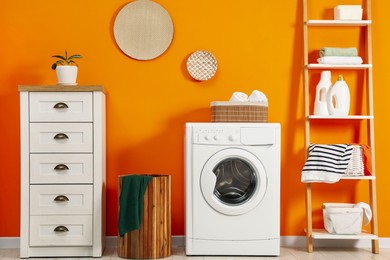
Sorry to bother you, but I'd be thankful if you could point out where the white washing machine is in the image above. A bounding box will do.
[185,123,280,256]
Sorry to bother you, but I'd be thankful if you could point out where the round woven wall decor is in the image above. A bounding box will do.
[186,50,218,81]
[113,0,174,60]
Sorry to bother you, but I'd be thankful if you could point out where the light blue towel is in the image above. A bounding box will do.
[319,47,358,57]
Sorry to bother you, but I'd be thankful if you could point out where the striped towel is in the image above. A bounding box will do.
[301,144,353,183]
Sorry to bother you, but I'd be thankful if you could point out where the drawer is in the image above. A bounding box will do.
[30,215,92,246]
[30,123,93,153]
[30,92,93,122]
[30,185,93,215]
[30,154,93,184]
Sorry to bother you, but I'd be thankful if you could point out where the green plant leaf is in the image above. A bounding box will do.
[52,50,82,69]
[68,54,83,59]
[51,60,65,69]
[52,55,66,60]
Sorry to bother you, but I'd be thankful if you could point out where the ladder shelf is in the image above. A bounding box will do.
[302,0,379,254]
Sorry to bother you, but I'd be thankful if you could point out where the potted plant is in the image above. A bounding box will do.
[51,50,83,85]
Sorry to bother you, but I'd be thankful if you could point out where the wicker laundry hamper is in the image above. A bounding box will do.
[211,101,268,122]
[345,145,365,176]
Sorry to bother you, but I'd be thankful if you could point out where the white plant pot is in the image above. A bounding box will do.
[56,65,78,85]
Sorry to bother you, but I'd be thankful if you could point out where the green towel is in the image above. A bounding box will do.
[319,47,358,57]
[118,175,152,237]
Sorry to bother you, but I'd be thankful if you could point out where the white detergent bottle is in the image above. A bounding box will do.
[327,74,350,116]
[314,70,332,115]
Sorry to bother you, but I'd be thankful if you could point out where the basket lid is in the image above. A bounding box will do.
[211,101,268,107]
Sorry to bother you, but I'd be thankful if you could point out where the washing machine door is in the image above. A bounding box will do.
[200,148,267,216]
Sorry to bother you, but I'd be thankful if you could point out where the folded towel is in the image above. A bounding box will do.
[229,92,248,102]
[317,56,363,65]
[320,47,358,57]
[118,174,152,237]
[301,144,353,183]
[248,90,268,103]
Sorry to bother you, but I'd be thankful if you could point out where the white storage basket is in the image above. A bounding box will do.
[323,203,363,235]
[334,5,363,20]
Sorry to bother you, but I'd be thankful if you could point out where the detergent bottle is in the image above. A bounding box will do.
[314,70,332,115]
[327,74,350,116]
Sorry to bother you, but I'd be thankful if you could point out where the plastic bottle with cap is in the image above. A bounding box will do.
[314,70,332,115]
[327,74,350,116]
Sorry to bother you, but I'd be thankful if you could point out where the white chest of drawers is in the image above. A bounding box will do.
[18,85,106,258]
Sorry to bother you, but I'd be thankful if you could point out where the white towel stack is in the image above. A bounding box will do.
[229,90,268,103]
[317,47,363,65]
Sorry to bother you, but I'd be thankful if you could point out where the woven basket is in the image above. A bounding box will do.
[186,50,218,81]
[345,145,364,176]
[211,101,268,122]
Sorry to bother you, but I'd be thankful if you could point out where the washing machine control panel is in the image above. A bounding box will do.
[194,127,241,145]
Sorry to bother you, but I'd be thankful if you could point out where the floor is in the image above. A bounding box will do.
[1,247,390,260]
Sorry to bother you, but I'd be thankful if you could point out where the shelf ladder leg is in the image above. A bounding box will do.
[305,183,313,252]
[369,179,379,254]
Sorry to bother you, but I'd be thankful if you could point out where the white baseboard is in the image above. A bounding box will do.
[0,238,19,248]
[2,236,390,249]
[163,236,390,249]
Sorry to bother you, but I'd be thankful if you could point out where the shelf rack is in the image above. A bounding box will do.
[302,0,379,254]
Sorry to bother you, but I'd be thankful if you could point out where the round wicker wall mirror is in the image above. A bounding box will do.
[113,0,174,60]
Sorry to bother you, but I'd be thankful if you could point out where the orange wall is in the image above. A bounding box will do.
[1,0,389,238]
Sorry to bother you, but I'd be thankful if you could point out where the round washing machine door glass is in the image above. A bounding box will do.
[200,148,267,216]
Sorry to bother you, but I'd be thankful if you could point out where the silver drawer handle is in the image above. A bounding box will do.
[53,102,69,109]
[54,195,69,202]
[54,164,69,171]
[54,133,69,140]
[54,226,69,232]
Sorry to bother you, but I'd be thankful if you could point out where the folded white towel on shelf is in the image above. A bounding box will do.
[317,56,363,65]
[248,90,268,103]
[301,144,354,183]
[229,92,248,102]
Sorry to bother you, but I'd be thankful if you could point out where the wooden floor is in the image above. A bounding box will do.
[1,247,390,260]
